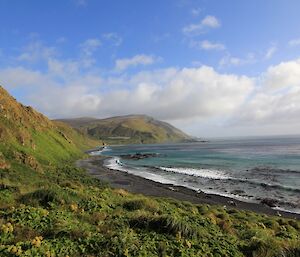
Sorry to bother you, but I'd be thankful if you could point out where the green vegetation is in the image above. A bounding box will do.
[0,86,299,256]
[0,86,100,166]
[56,115,192,144]
[1,164,300,256]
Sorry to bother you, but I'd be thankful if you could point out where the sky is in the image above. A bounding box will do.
[1,0,300,137]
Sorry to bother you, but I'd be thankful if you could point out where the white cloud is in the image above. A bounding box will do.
[190,40,225,50]
[102,33,123,46]
[80,38,101,56]
[115,54,161,71]
[191,8,201,17]
[288,38,300,47]
[231,58,300,126]
[0,62,253,121]
[75,0,87,7]
[56,37,67,43]
[264,59,300,89]
[201,15,220,28]
[47,59,80,78]
[0,67,46,88]
[78,38,101,68]
[17,41,56,63]
[264,46,277,60]
[219,53,256,67]
[182,15,221,35]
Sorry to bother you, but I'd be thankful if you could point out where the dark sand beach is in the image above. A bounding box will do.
[77,156,300,220]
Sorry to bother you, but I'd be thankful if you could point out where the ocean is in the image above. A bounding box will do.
[96,136,300,214]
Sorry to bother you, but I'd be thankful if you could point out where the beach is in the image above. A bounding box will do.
[77,155,300,220]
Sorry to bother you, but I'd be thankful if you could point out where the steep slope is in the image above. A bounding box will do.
[0,86,100,169]
[57,115,192,144]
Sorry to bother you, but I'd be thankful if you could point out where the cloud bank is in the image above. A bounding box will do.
[1,40,300,136]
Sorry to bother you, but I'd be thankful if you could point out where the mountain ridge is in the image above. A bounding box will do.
[56,114,193,144]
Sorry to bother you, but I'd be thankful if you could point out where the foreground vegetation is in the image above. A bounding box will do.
[1,161,300,257]
[0,86,299,256]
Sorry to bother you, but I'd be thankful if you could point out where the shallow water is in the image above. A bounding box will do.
[98,136,300,214]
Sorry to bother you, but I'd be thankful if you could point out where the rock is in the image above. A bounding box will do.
[0,160,10,169]
[18,136,26,146]
[13,151,41,171]
[0,127,5,140]
[197,189,204,194]
[260,198,278,207]
[231,189,246,195]
[58,131,72,144]
[121,153,159,160]
[228,200,237,206]
[0,153,10,169]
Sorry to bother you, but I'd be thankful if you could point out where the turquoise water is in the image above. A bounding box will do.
[99,136,300,213]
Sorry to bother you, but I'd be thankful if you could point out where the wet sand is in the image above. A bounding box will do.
[76,156,300,220]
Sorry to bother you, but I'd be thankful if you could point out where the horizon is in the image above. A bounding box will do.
[1,0,300,137]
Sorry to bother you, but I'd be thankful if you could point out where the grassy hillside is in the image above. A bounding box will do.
[0,86,299,256]
[0,86,100,167]
[57,115,192,145]
[0,85,100,195]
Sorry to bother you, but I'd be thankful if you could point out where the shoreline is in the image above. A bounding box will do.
[76,155,300,220]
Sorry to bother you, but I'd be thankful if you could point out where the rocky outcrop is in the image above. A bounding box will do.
[260,198,278,207]
[0,153,10,169]
[58,131,72,144]
[121,153,159,160]
[13,151,40,171]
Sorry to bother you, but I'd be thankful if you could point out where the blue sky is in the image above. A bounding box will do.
[1,0,300,137]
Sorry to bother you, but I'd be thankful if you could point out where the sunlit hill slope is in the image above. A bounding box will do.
[57,115,193,144]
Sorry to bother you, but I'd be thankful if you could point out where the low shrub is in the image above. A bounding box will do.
[129,214,198,238]
[123,198,159,212]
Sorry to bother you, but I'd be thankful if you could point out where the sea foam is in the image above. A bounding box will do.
[89,146,110,156]
[158,166,229,180]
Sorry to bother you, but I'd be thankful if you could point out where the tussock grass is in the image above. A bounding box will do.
[130,213,203,238]
[123,198,159,212]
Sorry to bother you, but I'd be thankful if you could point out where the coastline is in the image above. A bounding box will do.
[77,155,300,220]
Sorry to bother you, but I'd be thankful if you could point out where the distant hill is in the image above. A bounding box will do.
[56,115,193,144]
[0,86,99,169]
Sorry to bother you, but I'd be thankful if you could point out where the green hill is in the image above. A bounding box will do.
[56,115,192,144]
[0,86,299,256]
[0,86,100,169]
